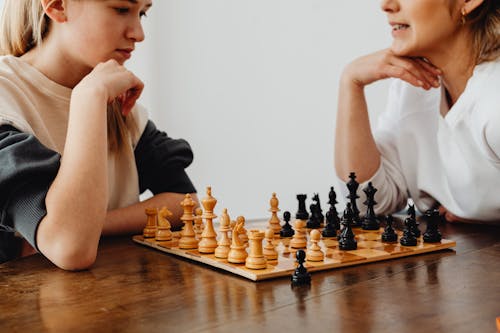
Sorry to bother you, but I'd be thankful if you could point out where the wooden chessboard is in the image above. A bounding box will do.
[132,227,456,281]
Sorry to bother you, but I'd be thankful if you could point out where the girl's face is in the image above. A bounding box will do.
[61,0,152,68]
[380,0,463,57]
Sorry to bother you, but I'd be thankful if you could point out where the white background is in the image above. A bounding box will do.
[1,1,392,220]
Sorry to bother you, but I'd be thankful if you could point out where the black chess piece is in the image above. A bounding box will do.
[306,203,321,229]
[291,249,311,285]
[400,217,417,246]
[326,186,341,231]
[346,172,362,227]
[423,209,442,243]
[296,194,309,220]
[312,193,324,224]
[407,204,421,237]
[280,211,295,238]
[338,203,357,250]
[381,214,398,242]
[362,182,380,230]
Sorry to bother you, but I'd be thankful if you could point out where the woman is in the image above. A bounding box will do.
[335,0,500,223]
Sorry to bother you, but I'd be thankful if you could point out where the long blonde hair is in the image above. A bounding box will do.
[465,0,500,64]
[0,0,133,153]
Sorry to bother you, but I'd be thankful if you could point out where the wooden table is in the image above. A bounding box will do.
[1,220,499,333]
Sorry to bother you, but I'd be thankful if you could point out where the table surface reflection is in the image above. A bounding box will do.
[1,220,499,333]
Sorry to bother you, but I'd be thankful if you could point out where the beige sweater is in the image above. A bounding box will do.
[0,55,148,210]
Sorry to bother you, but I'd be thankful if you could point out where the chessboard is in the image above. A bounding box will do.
[133,228,455,281]
[132,186,456,282]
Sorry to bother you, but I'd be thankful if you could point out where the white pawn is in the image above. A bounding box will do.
[215,208,232,259]
[263,228,278,260]
[306,229,324,261]
[290,219,307,249]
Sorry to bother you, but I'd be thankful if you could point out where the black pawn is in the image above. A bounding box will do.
[346,172,362,227]
[338,203,357,250]
[362,182,380,230]
[381,214,398,243]
[280,211,295,238]
[296,194,309,220]
[400,217,417,246]
[423,209,442,243]
[291,249,311,285]
[407,204,421,237]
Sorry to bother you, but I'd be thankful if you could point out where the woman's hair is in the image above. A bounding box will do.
[466,0,500,64]
[0,0,134,153]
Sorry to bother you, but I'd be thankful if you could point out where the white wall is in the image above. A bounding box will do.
[128,1,392,220]
[0,1,392,220]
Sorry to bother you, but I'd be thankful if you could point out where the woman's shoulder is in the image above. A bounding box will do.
[471,59,500,107]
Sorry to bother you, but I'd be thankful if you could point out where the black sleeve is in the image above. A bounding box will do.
[0,125,60,263]
[134,120,196,195]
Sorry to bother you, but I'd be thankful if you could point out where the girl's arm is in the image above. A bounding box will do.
[335,49,441,182]
[103,192,199,234]
[36,60,143,271]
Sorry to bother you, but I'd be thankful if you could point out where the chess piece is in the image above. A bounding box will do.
[423,209,442,243]
[400,217,417,246]
[228,217,248,264]
[156,206,173,241]
[306,229,324,261]
[295,194,309,220]
[215,208,232,259]
[179,194,199,249]
[198,187,218,253]
[407,204,421,237]
[381,214,398,243]
[263,228,278,260]
[346,172,362,227]
[306,203,321,229]
[291,249,311,285]
[323,187,340,238]
[362,182,380,230]
[143,207,157,238]
[290,219,307,249]
[194,207,204,240]
[268,193,282,234]
[312,193,324,225]
[338,203,357,250]
[245,230,267,269]
[280,211,295,238]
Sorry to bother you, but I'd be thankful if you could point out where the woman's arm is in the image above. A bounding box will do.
[335,49,441,182]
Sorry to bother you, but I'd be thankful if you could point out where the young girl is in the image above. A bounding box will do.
[335,0,500,223]
[0,0,198,268]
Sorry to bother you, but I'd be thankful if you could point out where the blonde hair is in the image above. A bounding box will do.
[465,0,500,64]
[0,0,134,153]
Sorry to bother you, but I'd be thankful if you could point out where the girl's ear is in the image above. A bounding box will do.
[463,0,485,15]
[41,0,67,23]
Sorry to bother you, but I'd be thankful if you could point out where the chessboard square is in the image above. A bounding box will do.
[349,248,389,258]
[375,244,413,254]
[357,240,381,248]
[360,233,382,241]
[321,239,338,248]
[326,250,366,263]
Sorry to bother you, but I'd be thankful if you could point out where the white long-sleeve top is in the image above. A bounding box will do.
[339,59,500,223]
